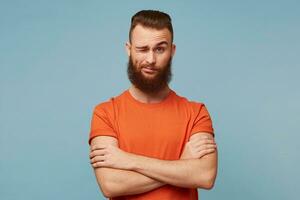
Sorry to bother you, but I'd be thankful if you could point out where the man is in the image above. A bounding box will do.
[89,10,218,200]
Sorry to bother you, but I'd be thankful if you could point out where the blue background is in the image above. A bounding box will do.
[1,1,299,199]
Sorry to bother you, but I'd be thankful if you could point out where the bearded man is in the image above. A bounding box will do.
[89,10,218,200]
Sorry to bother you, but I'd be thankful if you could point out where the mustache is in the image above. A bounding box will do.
[140,64,158,70]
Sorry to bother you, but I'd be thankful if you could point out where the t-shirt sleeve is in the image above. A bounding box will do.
[190,103,214,136]
[89,101,118,145]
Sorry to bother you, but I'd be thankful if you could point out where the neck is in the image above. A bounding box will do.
[129,85,171,104]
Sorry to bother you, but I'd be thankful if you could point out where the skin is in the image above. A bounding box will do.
[90,134,217,198]
[126,24,176,103]
[90,24,218,198]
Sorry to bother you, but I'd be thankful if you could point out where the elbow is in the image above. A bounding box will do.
[101,186,114,198]
[103,190,115,198]
[98,180,119,198]
[201,178,215,190]
[195,171,217,190]
[94,168,124,198]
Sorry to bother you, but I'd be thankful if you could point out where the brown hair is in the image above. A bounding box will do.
[129,10,173,43]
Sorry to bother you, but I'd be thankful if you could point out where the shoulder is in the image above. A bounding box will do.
[93,91,126,115]
[173,91,207,111]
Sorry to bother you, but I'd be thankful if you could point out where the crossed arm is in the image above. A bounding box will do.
[89,132,218,198]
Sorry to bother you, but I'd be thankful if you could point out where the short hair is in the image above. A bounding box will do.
[129,10,174,43]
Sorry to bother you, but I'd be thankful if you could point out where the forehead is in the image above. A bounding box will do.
[131,25,172,47]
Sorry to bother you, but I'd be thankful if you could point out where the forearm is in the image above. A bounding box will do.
[90,133,217,196]
[129,150,218,189]
[90,136,164,197]
[94,167,164,198]
[93,152,195,197]
[94,152,193,197]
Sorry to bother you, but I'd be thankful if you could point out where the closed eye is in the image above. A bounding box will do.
[136,47,149,53]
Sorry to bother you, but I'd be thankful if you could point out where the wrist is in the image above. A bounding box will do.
[125,152,140,171]
[128,153,144,172]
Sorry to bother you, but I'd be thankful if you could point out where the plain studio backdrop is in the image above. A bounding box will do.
[0,1,299,200]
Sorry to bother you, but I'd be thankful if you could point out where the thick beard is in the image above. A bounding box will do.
[127,56,172,94]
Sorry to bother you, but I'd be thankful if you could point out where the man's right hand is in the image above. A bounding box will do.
[180,133,217,160]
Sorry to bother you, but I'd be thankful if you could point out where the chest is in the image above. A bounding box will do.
[116,106,193,159]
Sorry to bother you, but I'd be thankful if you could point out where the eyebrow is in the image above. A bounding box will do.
[135,41,169,49]
[156,41,168,46]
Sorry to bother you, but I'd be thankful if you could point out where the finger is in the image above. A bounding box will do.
[197,148,216,158]
[91,161,106,168]
[90,155,106,164]
[197,134,213,140]
[89,149,106,159]
[191,136,215,143]
[191,144,216,155]
[196,144,217,151]
[91,145,106,151]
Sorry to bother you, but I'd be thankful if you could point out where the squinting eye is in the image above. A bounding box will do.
[138,49,147,53]
[155,47,165,53]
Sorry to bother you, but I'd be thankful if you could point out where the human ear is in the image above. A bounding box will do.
[171,44,176,56]
[125,42,131,57]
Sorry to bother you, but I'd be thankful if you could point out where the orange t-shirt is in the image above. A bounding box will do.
[89,89,214,200]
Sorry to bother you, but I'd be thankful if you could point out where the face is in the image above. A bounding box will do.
[126,25,176,94]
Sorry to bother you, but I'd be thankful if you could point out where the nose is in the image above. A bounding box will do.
[145,51,156,65]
